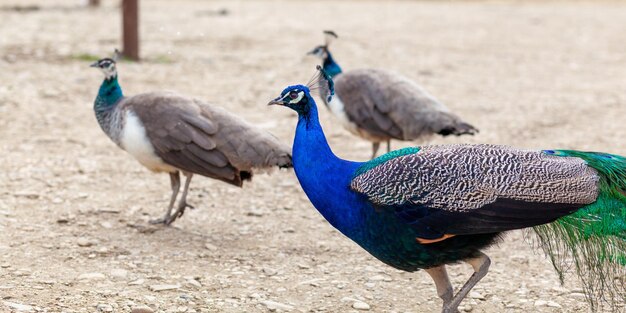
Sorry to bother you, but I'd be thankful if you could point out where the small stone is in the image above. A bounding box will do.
[77,237,93,247]
[352,301,370,310]
[13,269,31,277]
[0,263,9,268]
[364,282,375,289]
[469,291,485,300]
[2,301,34,312]
[110,268,128,280]
[96,304,113,312]
[261,300,294,311]
[461,304,473,312]
[246,209,264,217]
[546,301,561,308]
[185,279,202,289]
[368,275,385,281]
[131,305,154,313]
[262,267,277,276]
[340,297,358,303]
[149,284,181,292]
[204,243,218,251]
[534,300,547,307]
[128,279,144,286]
[296,263,310,269]
[78,272,106,281]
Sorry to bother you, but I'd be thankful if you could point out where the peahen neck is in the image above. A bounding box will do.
[323,52,343,78]
[292,98,363,236]
[93,75,124,139]
[94,75,123,112]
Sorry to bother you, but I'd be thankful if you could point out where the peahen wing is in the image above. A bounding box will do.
[350,144,600,240]
[122,92,291,186]
[334,69,477,140]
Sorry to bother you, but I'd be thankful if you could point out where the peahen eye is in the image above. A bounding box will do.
[289,91,299,99]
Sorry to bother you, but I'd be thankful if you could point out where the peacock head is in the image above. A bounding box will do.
[91,49,121,80]
[268,85,313,114]
[307,30,338,60]
[268,66,334,115]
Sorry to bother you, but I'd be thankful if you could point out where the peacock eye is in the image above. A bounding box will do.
[289,91,299,99]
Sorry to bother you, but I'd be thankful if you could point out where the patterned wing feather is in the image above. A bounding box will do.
[334,69,478,141]
[350,144,600,236]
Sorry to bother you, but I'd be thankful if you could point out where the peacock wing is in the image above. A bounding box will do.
[349,144,599,240]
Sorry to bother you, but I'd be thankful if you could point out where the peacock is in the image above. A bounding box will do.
[268,67,625,313]
[308,31,478,159]
[91,52,292,225]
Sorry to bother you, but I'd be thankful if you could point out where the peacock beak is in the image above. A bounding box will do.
[267,98,284,106]
[90,61,99,68]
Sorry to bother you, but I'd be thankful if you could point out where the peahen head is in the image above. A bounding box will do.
[307,30,338,59]
[268,66,334,116]
[91,58,117,80]
[307,31,342,77]
[90,50,121,80]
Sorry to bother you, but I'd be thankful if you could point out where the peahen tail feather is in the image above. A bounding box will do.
[532,150,626,311]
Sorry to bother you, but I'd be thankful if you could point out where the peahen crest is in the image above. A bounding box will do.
[533,150,626,310]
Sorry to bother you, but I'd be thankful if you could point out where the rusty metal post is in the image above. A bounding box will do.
[122,0,140,61]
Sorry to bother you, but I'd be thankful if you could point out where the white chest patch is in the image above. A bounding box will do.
[120,111,177,173]
[327,95,360,135]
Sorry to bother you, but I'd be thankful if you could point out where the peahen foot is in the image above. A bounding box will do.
[165,200,195,225]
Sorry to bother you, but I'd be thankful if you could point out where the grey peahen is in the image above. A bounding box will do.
[91,53,292,225]
[308,31,478,159]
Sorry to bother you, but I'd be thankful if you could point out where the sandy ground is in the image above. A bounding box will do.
[1,0,626,312]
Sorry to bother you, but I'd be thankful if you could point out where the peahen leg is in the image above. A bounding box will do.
[371,142,380,159]
[443,252,491,313]
[165,172,194,225]
[386,139,391,153]
[150,171,180,224]
[425,265,456,313]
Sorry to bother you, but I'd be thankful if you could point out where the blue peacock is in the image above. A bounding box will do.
[269,67,625,313]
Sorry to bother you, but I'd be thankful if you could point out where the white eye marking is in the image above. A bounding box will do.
[288,91,305,104]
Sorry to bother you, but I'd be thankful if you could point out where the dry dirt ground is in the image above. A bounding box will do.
[1,0,625,312]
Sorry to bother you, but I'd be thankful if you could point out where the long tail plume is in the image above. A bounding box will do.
[531,150,626,311]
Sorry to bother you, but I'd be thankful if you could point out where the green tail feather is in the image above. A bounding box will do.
[533,150,626,311]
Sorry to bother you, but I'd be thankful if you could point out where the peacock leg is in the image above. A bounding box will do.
[166,172,194,225]
[425,265,456,313]
[443,252,491,313]
[150,171,180,224]
[386,139,391,153]
[371,142,381,159]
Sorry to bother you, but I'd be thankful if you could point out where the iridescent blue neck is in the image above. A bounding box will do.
[94,75,123,112]
[292,97,363,235]
[323,52,342,78]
